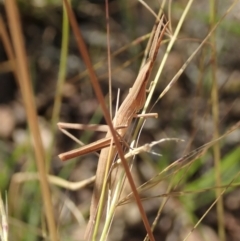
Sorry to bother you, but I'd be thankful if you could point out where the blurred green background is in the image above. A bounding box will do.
[0,1,240,240]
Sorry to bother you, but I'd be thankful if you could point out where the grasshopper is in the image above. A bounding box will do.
[59,17,168,239]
